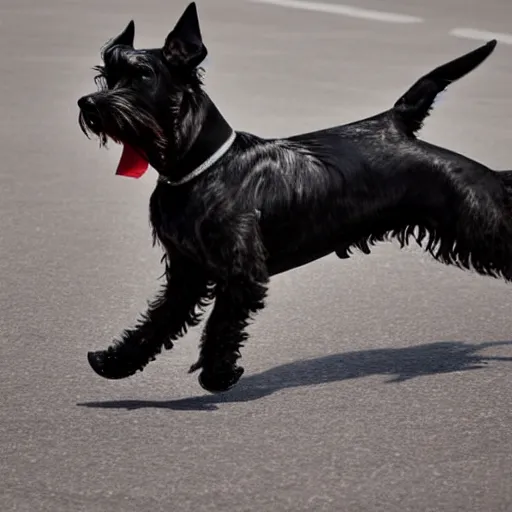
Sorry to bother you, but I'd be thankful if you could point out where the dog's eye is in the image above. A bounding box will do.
[139,69,153,82]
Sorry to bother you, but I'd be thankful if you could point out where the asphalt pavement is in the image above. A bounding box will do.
[1,0,512,511]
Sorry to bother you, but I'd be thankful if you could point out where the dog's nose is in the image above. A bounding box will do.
[77,95,96,110]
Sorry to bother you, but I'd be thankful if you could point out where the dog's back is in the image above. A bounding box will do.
[258,40,512,279]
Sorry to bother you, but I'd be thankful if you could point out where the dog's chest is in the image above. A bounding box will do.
[149,187,205,260]
[152,213,198,260]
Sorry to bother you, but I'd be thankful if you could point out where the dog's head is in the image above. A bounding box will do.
[78,2,208,177]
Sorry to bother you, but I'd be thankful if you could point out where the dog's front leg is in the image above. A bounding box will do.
[189,213,269,393]
[87,257,213,379]
[191,275,268,393]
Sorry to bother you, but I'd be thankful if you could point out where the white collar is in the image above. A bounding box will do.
[158,130,236,187]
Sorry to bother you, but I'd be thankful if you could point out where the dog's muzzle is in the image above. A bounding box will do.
[77,94,96,111]
[77,94,103,133]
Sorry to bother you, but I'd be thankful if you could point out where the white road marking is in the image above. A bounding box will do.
[249,0,423,24]
[249,0,512,49]
[451,28,512,45]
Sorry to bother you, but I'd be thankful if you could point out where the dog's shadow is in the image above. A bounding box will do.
[79,341,512,411]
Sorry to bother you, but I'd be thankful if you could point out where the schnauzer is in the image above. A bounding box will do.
[78,2,508,393]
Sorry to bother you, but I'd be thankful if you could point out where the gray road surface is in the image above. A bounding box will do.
[1,0,512,511]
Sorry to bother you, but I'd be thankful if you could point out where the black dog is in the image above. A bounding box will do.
[78,2,509,393]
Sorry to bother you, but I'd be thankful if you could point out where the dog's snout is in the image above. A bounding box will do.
[77,95,96,111]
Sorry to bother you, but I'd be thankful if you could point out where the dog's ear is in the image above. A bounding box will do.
[163,2,207,69]
[106,20,135,51]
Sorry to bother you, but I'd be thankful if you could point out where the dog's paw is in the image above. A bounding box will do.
[87,348,144,380]
[198,365,244,393]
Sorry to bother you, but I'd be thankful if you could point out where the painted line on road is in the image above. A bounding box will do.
[250,0,512,49]
[450,28,512,45]
[249,0,423,24]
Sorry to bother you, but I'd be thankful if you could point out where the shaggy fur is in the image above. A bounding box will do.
[78,2,510,393]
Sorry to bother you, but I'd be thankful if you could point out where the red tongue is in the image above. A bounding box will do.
[115,144,149,178]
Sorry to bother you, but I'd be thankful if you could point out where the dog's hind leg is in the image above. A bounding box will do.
[474,169,512,280]
[87,256,213,379]
[400,166,512,281]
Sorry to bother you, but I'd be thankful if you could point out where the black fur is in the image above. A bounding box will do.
[78,2,509,393]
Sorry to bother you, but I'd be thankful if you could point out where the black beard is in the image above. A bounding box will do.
[78,89,167,168]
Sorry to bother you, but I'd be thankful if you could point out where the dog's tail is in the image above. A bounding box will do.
[393,40,497,136]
